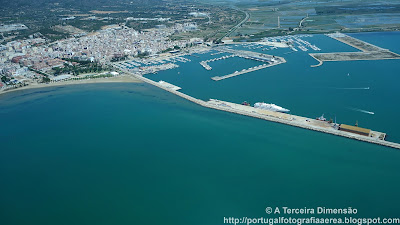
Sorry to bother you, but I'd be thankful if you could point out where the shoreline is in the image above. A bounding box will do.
[0,75,142,96]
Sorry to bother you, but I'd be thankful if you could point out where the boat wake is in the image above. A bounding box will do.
[348,107,375,115]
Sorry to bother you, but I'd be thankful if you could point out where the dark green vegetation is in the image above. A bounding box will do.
[55,59,110,75]
[70,73,115,80]
[169,5,246,42]
[1,0,173,42]
[0,0,245,44]
[26,67,51,83]
[110,55,128,62]
[28,67,49,77]
[1,76,11,83]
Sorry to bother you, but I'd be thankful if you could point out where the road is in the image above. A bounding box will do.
[221,9,250,40]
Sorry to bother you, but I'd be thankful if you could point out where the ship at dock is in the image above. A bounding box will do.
[254,102,290,113]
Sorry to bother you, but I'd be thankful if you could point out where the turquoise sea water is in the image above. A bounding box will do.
[1,33,400,225]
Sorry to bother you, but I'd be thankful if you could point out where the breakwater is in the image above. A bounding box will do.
[210,48,286,81]
[122,69,400,150]
[309,33,400,67]
[211,60,285,81]
[199,54,236,71]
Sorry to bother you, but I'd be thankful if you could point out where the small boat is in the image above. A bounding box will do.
[241,101,250,106]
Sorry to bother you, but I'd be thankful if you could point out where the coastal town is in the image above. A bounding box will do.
[0,0,249,91]
[0,21,205,91]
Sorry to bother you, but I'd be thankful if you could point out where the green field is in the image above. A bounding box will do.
[201,0,400,39]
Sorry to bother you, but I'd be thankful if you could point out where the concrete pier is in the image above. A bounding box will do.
[210,48,286,81]
[158,80,181,91]
[121,69,400,150]
[200,54,236,71]
[211,60,285,81]
[327,33,384,52]
[309,33,400,67]
[200,61,212,70]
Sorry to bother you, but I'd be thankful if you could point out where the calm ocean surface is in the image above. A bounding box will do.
[1,32,400,225]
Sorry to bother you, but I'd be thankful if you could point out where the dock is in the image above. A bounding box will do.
[327,33,384,52]
[199,54,236,71]
[158,80,181,91]
[211,60,285,81]
[309,33,400,67]
[199,61,212,70]
[119,68,400,150]
[210,48,286,81]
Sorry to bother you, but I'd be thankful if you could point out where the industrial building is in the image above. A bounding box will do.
[339,124,371,136]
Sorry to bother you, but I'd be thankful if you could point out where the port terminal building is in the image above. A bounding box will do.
[339,124,371,137]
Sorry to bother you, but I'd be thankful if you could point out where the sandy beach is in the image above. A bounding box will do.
[0,75,142,96]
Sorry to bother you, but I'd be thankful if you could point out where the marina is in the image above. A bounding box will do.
[210,47,286,81]
[258,34,321,52]
[108,33,400,149]
[199,54,236,71]
[113,47,210,72]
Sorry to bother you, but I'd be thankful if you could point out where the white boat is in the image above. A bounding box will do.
[254,102,290,113]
